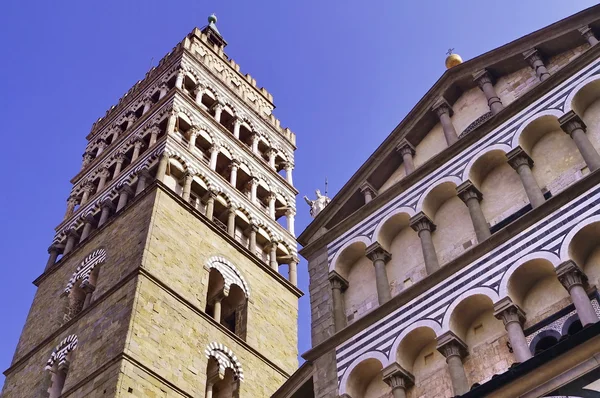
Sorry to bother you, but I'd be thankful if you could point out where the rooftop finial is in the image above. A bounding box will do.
[208,13,217,24]
[445,48,463,69]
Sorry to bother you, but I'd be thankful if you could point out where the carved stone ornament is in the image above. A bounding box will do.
[303,189,331,218]
[410,212,436,233]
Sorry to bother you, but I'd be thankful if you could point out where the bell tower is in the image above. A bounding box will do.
[2,15,300,398]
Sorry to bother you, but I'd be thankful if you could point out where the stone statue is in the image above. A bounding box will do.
[304,189,331,218]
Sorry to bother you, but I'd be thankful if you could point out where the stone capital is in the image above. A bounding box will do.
[209,290,227,304]
[359,182,377,197]
[98,168,111,178]
[507,146,534,170]
[66,228,80,239]
[137,168,152,180]
[101,198,115,210]
[143,97,153,106]
[365,242,392,264]
[473,69,495,88]
[329,270,349,292]
[493,297,526,326]
[67,195,78,204]
[248,224,260,233]
[559,110,587,135]
[395,139,415,156]
[436,331,468,359]
[81,181,95,193]
[80,279,96,293]
[230,158,241,168]
[82,151,94,161]
[578,25,593,37]
[96,138,107,147]
[48,243,64,253]
[410,212,436,233]
[117,184,134,196]
[457,180,483,203]
[522,48,542,66]
[556,260,588,291]
[83,213,96,224]
[114,151,127,162]
[431,97,454,117]
[382,362,415,390]
[205,189,219,201]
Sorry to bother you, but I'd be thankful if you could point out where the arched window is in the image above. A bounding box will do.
[530,330,561,355]
[205,257,250,340]
[204,342,244,398]
[563,314,584,336]
[45,335,78,398]
[61,248,106,323]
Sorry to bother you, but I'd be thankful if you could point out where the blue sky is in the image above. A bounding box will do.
[0,0,596,387]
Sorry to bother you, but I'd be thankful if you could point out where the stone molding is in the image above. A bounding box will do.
[556,260,588,290]
[365,242,392,264]
[507,146,534,170]
[328,270,349,292]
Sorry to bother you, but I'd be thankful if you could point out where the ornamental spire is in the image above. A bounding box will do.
[201,13,228,48]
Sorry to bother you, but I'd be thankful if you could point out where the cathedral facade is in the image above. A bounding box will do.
[284,5,600,398]
[2,16,300,398]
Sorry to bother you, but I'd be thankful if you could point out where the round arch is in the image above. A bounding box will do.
[415,176,462,218]
[338,351,388,396]
[498,251,561,299]
[441,287,499,333]
[329,236,372,273]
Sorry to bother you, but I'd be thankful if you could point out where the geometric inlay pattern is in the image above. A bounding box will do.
[45,334,78,370]
[63,248,107,295]
[205,342,244,381]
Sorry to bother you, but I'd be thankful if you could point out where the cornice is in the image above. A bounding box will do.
[302,168,600,362]
[298,5,600,248]
[299,39,600,254]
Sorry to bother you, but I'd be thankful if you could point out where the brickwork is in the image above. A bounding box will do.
[312,351,338,398]
[308,245,335,346]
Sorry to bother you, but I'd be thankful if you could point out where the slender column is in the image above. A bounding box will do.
[45,244,62,271]
[156,152,170,182]
[148,126,160,147]
[283,162,294,185]
[250,178,258,204]
[211,292,224,323]
[80,183,94,205]
[289,256,299,286]
[135,169,152,195]
[113,153,126,178]
[194,85,204,104]
[116,185,134,212]
[213,103,223,123]
[359,182,377,204]
[457,181,490,242]
[142,98,153,114]
[175,69,185,89]
[49,365,68,398]
[286,209,296,235]
[267,149,276,169]
[229,160,239,187]
[188,129,199,151]
[131,138,144,161]
[227,206,236,237]
[98,199,115,227]
[248,224,259,254]
[96,139,107,156]
[365,243,392,304]
[437,332,470,396]
[81,151,94,170]
[579,25,599,46]
[267,194,276,219]
[432,98,458,145]
[233,118,242,139]
[523,49,550,82]
[182,172,194,202]
[410,212,440,274]
[158,83,168,99]
[507,147,545,208]
[205,382,214,398]
[166,109,177,134]
[557,260,599,326]
[205,191,217,220]
[64,196,78,220]
[251,133,259,154]
[209,146,219,170]
[560,111,600,172]
[329,271,349,332]
[382,363,415,398]
[79,214,96,242]
[63,228,80,255]
[396,140,415,175]
[473,69,503,115]
[268,242,278,271]
[81,281,96,309]
[494,297,532,362]
[97,168,110,192]
[110,128,120,143]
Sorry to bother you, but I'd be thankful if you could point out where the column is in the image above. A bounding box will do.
[81,151,93,169]
[251,133,259,154]
[365,243,392,304]
[457,181,490,242]
[211,292,224,323]
[80,183,94,205]
[396,140,415,176]
[135,169,152,195]
[188,129,199,151]
[213,103,223,123]
[229,160,239,187]
[523,49,550,82]
[328,271,349,332]
[267,149,276,169]
[64,196,77,220]
[437,332,470,396]
[205,382,214,398]
[63,228,80,255]
[113,153,126,178]
[148,126,160,146]
[248,224,259,254]
[359,182,377,204]
[579,25,599,46]
[81,280,96,309]
[560,111,600,172]
[125,114,136,131]
[507,147,546,208]
[116,185,134,212]
[131,138,144,161]
[79,214,96,242]
[49,365,68,398]
[194,85,204,104]
[494,297,532,362]
[289,256,299,286]
[557,260,599,326]
[268,242,278,271]
[98,199,115,227]
[166,109,177,134]
[142,98,153,114]
[267,194,276,219]
[209,146,219,170]
[286,209,296,235]
[181,172,194,202]
[233,118,242,139]
[410,212,440,274]
[432,97,458,145]
[97,168,110,192]
[283,162,294,185]
[382,363,415,398]
[175,69,185,89]
[250,178,258,204]
[158,83,168,99]
[473,69,503,115]
[205,191,217,220]
[45,244,63,271]
[227,206,236,237]
[156,152,170,182]
[96,139,107,156]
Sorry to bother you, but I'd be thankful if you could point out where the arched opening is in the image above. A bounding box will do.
[188,178,209,214]
[206,357,240,398]
[221,284,247,340]
[568,221,600,287]
[566,317,583,336]
[345,358,387,398]
[201,92,217,114]
[182,75,197,99]
[220,107,236,134]
[45,335,78,398]
[257,139,270,163]
[530,331,561,355]
[238,124,253,149]
[163,159,186,197]
[193,131,212,164]
[215,151,233,181]
[396,326,442,377]
[449,294,504,348]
